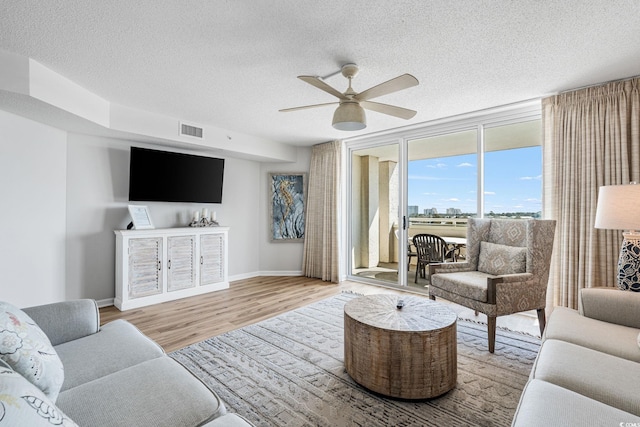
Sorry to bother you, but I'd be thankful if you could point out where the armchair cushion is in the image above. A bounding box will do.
[477,242,526,276]
[430,271,492,302]
[0,301,64,401]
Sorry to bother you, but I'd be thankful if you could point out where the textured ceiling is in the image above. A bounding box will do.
[1,0,640,147]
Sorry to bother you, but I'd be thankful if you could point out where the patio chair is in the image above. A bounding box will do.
[412,234,450,283]
[395,230,417,271]
[428,218,556,352]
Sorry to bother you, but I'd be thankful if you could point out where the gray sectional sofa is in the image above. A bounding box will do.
[512,287,640,426]
[0,299,252,427]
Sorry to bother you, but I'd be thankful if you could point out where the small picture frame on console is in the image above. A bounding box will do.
[127,205,154,229]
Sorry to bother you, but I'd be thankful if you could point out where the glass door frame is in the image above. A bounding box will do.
[342,100,542,286]
[345,136,408,288]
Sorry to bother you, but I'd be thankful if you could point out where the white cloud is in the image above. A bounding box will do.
[426,163,448,169]
[484,191,496,195]
[457,162,473,167]
[445,198,459,202]
[520,175,542,181]
[525,198,541,203]
[422,192,438,196]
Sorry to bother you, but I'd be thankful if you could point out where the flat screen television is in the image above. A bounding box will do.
[128,147,225,203]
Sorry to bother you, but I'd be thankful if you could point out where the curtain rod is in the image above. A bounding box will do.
[559,74,640,94]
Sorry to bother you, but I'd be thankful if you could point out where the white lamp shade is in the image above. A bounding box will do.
[332,102,366,131]
[594,184,640,230]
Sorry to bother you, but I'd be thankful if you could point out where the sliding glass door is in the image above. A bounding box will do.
[349,141,406,288]
[345,102,542,291]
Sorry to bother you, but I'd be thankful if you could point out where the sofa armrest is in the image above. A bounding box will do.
[578,287,640,329]
[23,299,100,346]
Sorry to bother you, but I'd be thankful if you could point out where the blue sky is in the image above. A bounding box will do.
[408,146,542,214]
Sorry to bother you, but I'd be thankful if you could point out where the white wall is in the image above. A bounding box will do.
[65,134,264,302]
[0,110,67,307]
[0,109,307,307]
[258,147,312,274]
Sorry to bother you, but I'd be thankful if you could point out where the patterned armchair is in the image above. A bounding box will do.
[428,218,556,353]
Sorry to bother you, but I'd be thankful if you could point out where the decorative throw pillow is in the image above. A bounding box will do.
[0,362,77,426]
[478,242,527,276]
[0,301,64,401]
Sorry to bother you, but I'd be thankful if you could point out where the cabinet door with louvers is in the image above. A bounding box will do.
[200,233,224,285]
[128,237,163,299]
[167,235,196,292]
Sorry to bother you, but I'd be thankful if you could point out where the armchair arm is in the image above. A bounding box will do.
[23,299,100,346]
[488,273,536,306]
[429,262,473,275]
[578,287,640,329]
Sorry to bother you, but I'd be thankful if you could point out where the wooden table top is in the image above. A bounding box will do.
[344,294,457,332]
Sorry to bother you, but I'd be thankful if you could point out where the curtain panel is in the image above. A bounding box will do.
[542,77,640,309]
[302,140,342,282]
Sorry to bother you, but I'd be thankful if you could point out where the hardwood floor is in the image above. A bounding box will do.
[99,275,541,353]
[99,276,406,352]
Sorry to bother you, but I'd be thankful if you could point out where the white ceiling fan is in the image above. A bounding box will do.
[280,64,419,131]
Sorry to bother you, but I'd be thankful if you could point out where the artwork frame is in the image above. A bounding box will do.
[269,172,307,242]
[127,204,154,229]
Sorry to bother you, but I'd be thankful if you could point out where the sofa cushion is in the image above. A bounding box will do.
[56,356,225,427]
[477,242,526,276]
[203,413,254,426]
[0,301,64,401]
[532,339,640,416]
[0,360,78,426]
[543,307,640,362]
[512,379,640,427]
[55,319,164,391]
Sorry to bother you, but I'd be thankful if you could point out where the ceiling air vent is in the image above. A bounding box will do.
[180,122,203,139]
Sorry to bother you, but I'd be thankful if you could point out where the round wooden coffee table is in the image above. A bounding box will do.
[344,294,457,399]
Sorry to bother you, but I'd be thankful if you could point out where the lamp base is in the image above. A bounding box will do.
[618,231,640,292]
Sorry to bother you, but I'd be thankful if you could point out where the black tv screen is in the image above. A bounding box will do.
[128,147,224,203]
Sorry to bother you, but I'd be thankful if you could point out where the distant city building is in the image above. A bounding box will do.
[408,205,419,216]
[423,208,438,216]
[446,208,462,216]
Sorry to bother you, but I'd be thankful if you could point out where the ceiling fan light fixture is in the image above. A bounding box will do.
[332,102,366,131]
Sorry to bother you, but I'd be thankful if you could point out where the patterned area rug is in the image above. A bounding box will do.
[170,293,540,427]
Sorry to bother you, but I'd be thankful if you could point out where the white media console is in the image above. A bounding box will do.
[114,227,229,311]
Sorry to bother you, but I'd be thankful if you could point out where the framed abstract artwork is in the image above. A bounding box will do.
[269,172,307,242]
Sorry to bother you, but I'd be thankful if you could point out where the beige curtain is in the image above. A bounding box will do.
[302,140,342,282]
[542,77,640,309]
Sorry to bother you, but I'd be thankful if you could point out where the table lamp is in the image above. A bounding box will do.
[594,182,640,291]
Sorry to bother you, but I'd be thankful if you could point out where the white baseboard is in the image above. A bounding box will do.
[227,271,260,282]
[98,272,304,308]
[258,270,303,277]
[96,298,114,308]
[228,271,303,282]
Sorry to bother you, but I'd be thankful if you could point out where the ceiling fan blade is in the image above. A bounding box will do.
[355,74,419,101]
[279,101,338,113]
[360,100,417,120]
[298,76,348,100]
